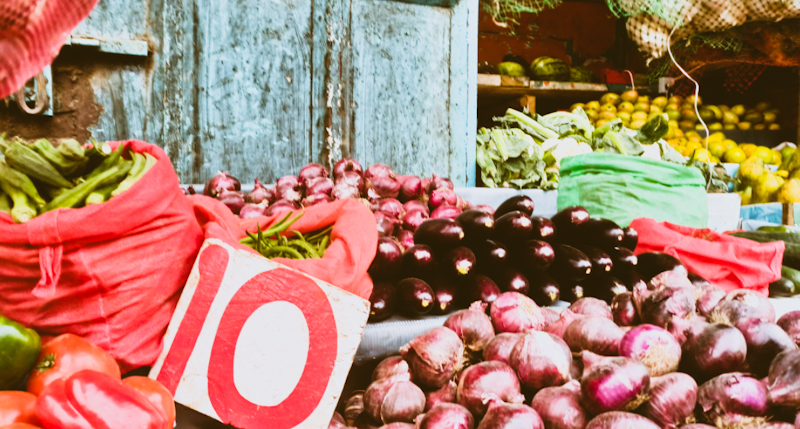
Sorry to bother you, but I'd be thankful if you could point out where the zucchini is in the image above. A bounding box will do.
[729,231,800,270]
[781,266,800,291]
[770,277,796,297]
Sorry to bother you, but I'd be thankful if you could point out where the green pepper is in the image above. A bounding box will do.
[0,314,41,389]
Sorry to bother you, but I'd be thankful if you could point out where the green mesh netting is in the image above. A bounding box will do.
[605,0,688,27]
[647,31,748,83]
[481,0,561,27]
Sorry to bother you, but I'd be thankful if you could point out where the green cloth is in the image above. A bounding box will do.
[557,153,708,228]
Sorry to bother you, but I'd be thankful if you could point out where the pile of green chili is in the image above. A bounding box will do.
[240,211,332,259]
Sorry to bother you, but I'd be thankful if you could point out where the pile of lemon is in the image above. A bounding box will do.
[570,90,665,131]
[666,131,786,165]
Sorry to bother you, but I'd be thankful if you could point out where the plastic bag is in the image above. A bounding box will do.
[0,140,204,372]
[630,217,783,295]
[190,196,377,300]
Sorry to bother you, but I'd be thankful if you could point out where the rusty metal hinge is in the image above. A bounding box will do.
[3,66,53,117]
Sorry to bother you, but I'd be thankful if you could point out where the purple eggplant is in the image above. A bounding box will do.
[456,210,495,243]
[495,195,535,218]
[474,239,510,274]
[368,237,404,280]
[414,218,464,251]
[368,282,397,322]
[396,278,435,316]
[463,274,501,307]
[576,245,613,275]
[491,267,530,295]
[550,206,590,242]
[637,252,687,282]
[560,281,585,303]
[494,211,533,244]
[443,247,477,277]
[529,216,556,243]
[607,247,638,273]
[402,244,436,279]
[516,239,556,272]
[527,271,561,306]
[622,226,638,251]
[550,244,592,282]
[578,218,625,251]
[430,276,458,315]
[584,274,628,304]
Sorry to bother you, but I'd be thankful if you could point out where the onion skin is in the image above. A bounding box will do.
[397,176,423,202]
[778,311,800,346]
[431,205,462,220]
[509,331,572,391]
[736,319,797,378]
[476,402,543,429]
[681,425,716,429]
[402,209,429,232]
[418,403,474,429]
[366,164,396,179]
[639,373,697,428]
[563,316,625,356]
[580,354,651,415]
[425,380,458,411]
[611,292,639,326]
[403,200,429,215]
[489,292,546,334]
[245,178,275,204]
[219,190,245,214]
[667,315,710,345]
[368,176,401,200]
[303,193,332,207]
[711,289,776,326]
[337,171,367,193]
[377,424,415,429]
[768,349,800,408]
[544,309,584,339]
[697,372,769,428]
[332,183,362,200]
[483,333,522,365]
[456,361,525,417]
[333,158,364,178]
[396,230,414,250]
[568,297,613,320]
[431,173,454,191]
[618,324,682,376]
[680,323,747,383]
[204,171,241,198]
[530,380,587,429]
[695,283,726,316]
[633,271,697,328]
[585,412,660,429]
[542,307,559,327]
[239,201,269,219]
[329,412,348,429]
[372,356,411,382]
[400,327,464,389]
[444,302,496,353]
[377,199,405,219]
[429,188,458,210]
[364,376,426,424]
[299,163,330,187]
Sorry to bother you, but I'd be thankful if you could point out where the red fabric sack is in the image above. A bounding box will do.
[189,195,377,300]
[629,218,784,296]
[0,140,204,372]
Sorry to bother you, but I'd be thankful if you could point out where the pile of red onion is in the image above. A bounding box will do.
[330,261,799,429]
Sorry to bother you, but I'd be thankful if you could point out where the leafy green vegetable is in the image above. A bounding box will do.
[495,109,559,142]
[593,130,644,156]
[476,127,556,190]
[686,153,734,193]
[634,115,670,145]
[538,108,594,141]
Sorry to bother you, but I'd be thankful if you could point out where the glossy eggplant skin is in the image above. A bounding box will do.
[615,269,646,291]
[526,271,561,306]
[516,239,555,271]
[550,244,592,282]
[430,276,459,315]
[579,218,625,251]
[622,226,638,251]
[575,245,613,275]
[495,195,535,218]
[402,244,437,279]
[636,252,687,282]
[550,206,590,242]
[493,211,533,245]
[559,281,585,303]
[607,247,638,273]
[443,247,477,277]
[529,216,556,243]
[491,267,530,295]
[396,278,435,316]
[368,236,404,280]
[584,274,628,304]
[474,239,510,274]
[456,210,495,243]
[462,274,501,307]
[414,218,465,251]
[368,282,397,322]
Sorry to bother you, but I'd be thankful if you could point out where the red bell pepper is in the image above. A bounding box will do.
[35,370,167,429]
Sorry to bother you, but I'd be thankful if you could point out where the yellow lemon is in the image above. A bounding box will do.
[723,139,737,151]
[585,101,600,111]
[600,104,618,114]
[753,146,774,164]
[724,147,747,163]
[771,150,782,165]
[708,140,727,159]
[617,111,632,122]
[708,132,726,143]
[631,111,648,122]
[599,111,617,121]
[692,148,713,163]
[618,102,635,114]
[629,120,646,130]
[570,103,585,111]
[740,143,757,157]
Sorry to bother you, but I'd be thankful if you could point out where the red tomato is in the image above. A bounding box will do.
[0,392,38,426]
[26,334,120,396]
[0,424,41,429]
[122,377,176,429]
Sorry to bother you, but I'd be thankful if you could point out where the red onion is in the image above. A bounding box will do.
[444,302,495,353]
[376,199,404,219]
[530,380,587,429]
[365,164,396,179]
[698,373,769,428]
[403,200,429,215]
[377,423,415,429]
[306,177,335,196]
[245,178,274,204]
[431,173,454,191]
[204,171,241,198]
[400,327,464,389]
[354,413,381,429]
[372,356,411,382]
[264,199,300,217]
[346,391,366,425]
[483,333,522,365]
[402,209,429,232]
[364,375,425,424]
[333,183,362,200]
[239,201,269,219]
[476,401,543,429]
[489,292,547,334]
[397,176,423,202]
[544,309,584,339]
[418,403,474,429]
[333,158,364,178]
[425,380,457,411]
[376,217,396,237]
[585,412,659,429]
[218,190,245,214]
[695,283,726,316]
[736,319,797,378]
[509,331,572,391]
[639,373,698,428]
[299,163,329,186]
[303,194,332,207]
[185,186,196,195]
[633,271,696,328]
[680,323,747,382]
[579,353,650,414]
[767,349,800,408]
[329,412,347,429]
[563,316,624,356]
[681,424,716,429]
[611,292,639,326]
[618,324,681,376]
[396,230,414,250]
[368,176,401,200]
[711,289,776,325]
[337,171,366,193]
[761,423,794,429]
[568,297,613,320]
[430,205,462,220]
[429,188,458,209]
[275,176,303,202]
[667,314,709,345]
[778,311,800,346]
[456,361,525,417]
[541,307,559,327]
[421,177,433,194]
